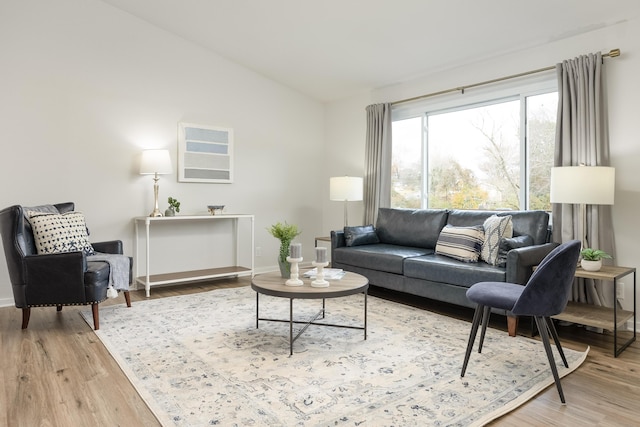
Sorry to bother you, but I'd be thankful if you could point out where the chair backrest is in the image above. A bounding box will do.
[0,202,75,287]
[511,240,581,317]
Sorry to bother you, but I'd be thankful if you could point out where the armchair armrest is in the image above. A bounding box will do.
[23,252,87,305]
[92,240,124,255]
[506,242,559,284]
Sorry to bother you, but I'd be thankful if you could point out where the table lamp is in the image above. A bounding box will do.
[330,176,363,227]
[550,165,615,249]
[140,149,173,217]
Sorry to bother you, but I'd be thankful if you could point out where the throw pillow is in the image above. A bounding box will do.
[28,211,95,255]
[435,225,484,263]
[481,215,513,265]
[496,234,534,267]
[344,225,380,247]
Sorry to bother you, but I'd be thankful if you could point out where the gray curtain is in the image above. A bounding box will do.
[364,103,392,225]
[553,52,616,308]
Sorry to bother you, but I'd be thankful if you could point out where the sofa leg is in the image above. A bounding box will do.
[124,290,132,308]
[507,315,518,336]
[92,303,100,330]
[56,305,63,312]
[21,308,31,329]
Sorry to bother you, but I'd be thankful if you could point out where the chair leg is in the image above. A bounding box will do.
[124,291,132,308]
[534,316,566,404]
[478,305,491,353]
[461,304,484,377]
[91,303,100,330]
[21,308,31,329]
[56,305,63,312]
[546,317,568,368]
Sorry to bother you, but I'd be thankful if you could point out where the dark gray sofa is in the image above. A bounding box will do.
[331,208,557,335]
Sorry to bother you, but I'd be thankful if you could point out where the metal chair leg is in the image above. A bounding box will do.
[534,316,566,404]
[545,317,568,368]
[478,305,491,353]
[461,304,484,377]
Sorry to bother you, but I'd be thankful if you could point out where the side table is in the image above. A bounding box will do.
[552,265,636,357]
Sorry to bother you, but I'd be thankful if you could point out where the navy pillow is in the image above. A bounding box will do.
[344,225,380,247]
[496,235,534,267]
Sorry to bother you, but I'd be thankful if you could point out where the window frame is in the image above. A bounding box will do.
[391,72,557,211]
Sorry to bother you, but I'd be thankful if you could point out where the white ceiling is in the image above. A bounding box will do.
[100,0,640,102]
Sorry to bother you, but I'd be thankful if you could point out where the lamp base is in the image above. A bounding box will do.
[149,209,163,217]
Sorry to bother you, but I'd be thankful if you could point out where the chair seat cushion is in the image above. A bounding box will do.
[466,281,524,311]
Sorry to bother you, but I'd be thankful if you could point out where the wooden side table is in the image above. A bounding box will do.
[552,265,636,357]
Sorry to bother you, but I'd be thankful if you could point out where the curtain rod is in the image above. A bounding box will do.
[391,48,620,106]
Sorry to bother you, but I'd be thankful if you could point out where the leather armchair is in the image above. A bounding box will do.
[0,202,131,330]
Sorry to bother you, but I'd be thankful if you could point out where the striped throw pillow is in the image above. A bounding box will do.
[435,225,485,263]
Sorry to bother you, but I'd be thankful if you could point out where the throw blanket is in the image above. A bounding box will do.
[87,252,130,291]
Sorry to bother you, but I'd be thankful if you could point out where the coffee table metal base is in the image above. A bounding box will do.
[255,293,367,356]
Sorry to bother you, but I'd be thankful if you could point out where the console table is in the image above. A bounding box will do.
[134,214,254,297]
[552,265,636,357]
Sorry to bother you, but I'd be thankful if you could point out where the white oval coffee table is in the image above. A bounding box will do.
[251,270,369,355]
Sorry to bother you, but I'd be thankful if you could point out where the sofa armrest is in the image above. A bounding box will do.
[330,230,346,260]
[92,240,124,255]
[506,242,559,284]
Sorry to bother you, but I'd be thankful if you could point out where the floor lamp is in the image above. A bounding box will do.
[330,176,363,227]
[550,165,615,250]
[140,149,173,217]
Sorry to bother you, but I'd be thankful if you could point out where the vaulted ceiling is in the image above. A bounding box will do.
[101,0,640,102]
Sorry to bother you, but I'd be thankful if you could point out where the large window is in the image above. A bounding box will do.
[392,84,557,211]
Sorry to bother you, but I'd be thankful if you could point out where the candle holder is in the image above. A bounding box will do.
[311,261,330,287]
[285,256,304,286]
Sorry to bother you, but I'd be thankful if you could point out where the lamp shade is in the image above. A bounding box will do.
[550,166,615,205]
[140,149,172,175]
[330,176,363,201]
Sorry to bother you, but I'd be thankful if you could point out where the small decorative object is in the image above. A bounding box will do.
[311,247,329,287]
[165,197,180,217]
[285,243,303,286]
[207,205,225,215]
[267,222,301,278]
[580,248,612,271]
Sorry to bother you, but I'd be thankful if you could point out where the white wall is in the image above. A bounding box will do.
[0,0,325,304]
[324,18,640,319]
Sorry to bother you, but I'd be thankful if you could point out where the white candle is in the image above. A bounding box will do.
[316,247,327,263]
[290,243,302,259]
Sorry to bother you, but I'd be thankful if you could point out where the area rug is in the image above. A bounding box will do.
[81,286,588,426]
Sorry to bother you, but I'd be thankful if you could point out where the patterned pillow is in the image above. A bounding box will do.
[435,225,484,263]
[28,211,95,255]
[481,215,513,265]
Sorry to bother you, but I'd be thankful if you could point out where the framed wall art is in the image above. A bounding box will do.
[178,122,234,183]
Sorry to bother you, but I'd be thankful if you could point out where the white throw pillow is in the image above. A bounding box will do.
[481,215,513,265]
[28,211,95,255]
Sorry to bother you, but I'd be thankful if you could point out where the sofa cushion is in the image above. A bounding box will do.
[375,208,448,249]
[496,234,534,267]
[28,211,95,255]
[448,209,549,246]
[344,225,380,247]
[404,254,506,287]
[333,244,432,274]
[435,225,484,263]
[481,215,513,265]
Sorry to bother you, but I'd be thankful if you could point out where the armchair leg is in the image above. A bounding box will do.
[507,315,518,336]
[124,290,132,308]
[91,303,100,330]
[21,308,31,329]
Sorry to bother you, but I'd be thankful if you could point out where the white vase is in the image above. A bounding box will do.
[581,259,602,271]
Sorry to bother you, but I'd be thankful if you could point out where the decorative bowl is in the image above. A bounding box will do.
[207,205,225,215]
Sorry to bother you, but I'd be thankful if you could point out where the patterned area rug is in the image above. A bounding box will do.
[81,286,588,426]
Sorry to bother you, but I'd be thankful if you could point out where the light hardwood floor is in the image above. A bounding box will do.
[1,277,638,426]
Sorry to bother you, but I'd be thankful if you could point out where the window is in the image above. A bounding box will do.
[392,80,557,211]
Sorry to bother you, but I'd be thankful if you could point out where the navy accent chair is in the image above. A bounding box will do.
[0,203,132,330]
[460,240,581,403]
